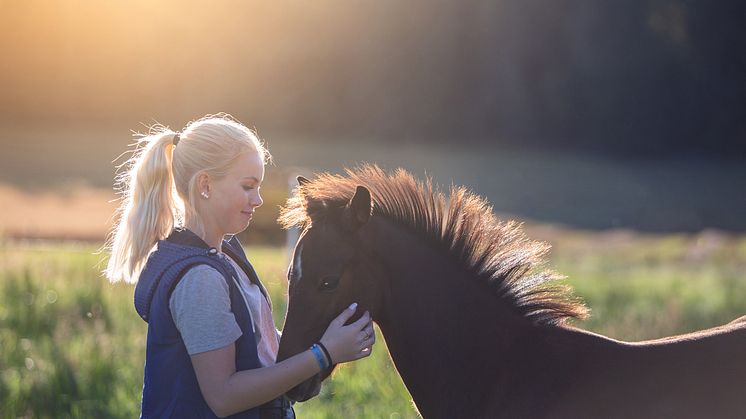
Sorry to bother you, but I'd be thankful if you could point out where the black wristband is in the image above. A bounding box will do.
[316,341,333,366]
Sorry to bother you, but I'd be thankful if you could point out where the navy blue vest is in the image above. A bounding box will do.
[134,229,271,419]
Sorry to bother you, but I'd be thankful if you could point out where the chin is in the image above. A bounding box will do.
[227,223,250,236]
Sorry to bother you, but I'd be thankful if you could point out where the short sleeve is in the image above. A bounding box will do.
[169,264,243,355]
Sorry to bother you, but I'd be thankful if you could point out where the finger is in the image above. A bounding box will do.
[358,332,375,350]
[362,333,376,348]
[331,302,358,327]
[359,325,375,342]
[355,346,373,359]
[349,311,371,329]
[364,324,374,337]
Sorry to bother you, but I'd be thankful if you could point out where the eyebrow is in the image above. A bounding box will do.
[242,177,261,182]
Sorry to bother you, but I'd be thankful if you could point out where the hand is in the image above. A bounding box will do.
[319,303,376,364]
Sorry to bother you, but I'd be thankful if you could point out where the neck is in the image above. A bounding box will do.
[364,216,583,418]
[184,217,224,249]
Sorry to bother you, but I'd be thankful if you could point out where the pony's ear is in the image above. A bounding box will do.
[297,176,311,186]
[346,186,372,229]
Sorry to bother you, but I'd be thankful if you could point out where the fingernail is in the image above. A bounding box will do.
[349,302,358,310]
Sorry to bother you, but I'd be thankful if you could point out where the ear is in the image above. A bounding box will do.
[297,176,311,186]
[346,186,372,229]
[197,172,210,194]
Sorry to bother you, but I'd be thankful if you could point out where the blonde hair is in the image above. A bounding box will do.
[105,114,270,284]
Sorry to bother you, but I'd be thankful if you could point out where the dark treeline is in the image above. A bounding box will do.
[1,1,745,157]
[280,0,746,157]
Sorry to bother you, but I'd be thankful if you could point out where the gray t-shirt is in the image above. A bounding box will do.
[169,257,280,365]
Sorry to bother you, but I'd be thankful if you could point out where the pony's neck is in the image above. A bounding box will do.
[365,216,554,417]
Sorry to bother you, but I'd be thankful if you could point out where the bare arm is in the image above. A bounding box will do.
[191,306,375,417]
[191,344,319,417]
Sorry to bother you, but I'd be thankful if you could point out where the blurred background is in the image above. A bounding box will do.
[1,0,745,241]
[1,1,745,418]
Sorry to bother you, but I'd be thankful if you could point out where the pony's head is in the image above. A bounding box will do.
[277,177,384,401]
[276,165,588,401]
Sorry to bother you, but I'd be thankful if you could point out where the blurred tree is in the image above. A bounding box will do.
[1,0,744,158]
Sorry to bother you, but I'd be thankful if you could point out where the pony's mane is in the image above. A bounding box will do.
[279,164,588,325]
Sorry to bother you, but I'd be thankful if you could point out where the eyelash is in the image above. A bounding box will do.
[243,185,260,191]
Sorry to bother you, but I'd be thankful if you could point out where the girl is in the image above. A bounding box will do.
[105,114,375,418]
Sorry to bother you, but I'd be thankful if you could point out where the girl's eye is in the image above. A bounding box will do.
[243,185,255,191]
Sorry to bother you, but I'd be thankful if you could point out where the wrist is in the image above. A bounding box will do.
[315,341,333,366]
[309,343,330,371]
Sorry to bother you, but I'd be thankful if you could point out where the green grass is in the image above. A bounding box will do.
[549,230,746,340]
[0,244,413,419]
[1,231,745,418]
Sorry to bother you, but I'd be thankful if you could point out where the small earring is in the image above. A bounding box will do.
[201,191,209,199]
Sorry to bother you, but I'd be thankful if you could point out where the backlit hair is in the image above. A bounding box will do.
[105,113,270,284]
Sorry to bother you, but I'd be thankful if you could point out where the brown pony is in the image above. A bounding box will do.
[276,165,746,419]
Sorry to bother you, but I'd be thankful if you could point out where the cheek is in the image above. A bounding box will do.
[238,191,250,207]
[228,188,249,210]
[215,190,245,223]
[349,264,382,314]
[338,269,363,306]
[222,195,242,214]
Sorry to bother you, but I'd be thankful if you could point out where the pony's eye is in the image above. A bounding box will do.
[319,275,340,292]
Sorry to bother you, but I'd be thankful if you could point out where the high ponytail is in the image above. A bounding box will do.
[105,113,271,284]
[106,130,180,283]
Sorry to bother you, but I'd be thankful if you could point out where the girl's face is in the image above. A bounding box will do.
[205,151,265,236]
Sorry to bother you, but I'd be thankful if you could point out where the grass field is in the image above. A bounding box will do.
[1,229,745,418]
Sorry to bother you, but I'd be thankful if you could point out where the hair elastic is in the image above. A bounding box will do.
[173,133,180,146]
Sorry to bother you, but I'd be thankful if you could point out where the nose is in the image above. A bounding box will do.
[250,190,263,208]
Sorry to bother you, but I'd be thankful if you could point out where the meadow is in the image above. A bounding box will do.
[1,228,745,418]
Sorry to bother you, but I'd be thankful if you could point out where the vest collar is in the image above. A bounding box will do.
[167,228,239,254]
[166,228,271,307]
[167,228,214,249]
